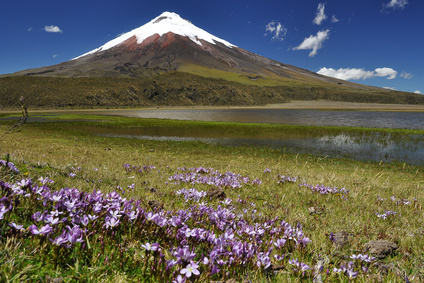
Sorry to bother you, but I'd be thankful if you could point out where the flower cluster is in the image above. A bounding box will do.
[375,210,399,220]
[377,195,411,206]
[169,167,260,188]
[277,175,298,184]
[175,188,207,202]
[300,183,349,197]
[1,172,314,282]
[333,253,376,279]
[0,159,20,174]
[124,164,156,174]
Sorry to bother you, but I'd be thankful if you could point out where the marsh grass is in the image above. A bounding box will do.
[1,114,424,282]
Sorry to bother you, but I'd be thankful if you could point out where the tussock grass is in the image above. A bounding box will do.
[1,114,424,281]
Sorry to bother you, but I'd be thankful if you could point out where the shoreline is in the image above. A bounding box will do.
[2,100,424,113]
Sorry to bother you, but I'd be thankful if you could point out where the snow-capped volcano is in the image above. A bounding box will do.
[10,11,371,91]
[74,12,235,60]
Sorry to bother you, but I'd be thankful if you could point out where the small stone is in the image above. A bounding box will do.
[364,240,398,259]
[207,187,226,200]
[308,207,323,215]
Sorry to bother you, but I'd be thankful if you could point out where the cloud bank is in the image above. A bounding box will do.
[313,3,327,25]
[265,21,287,41]
[317,67,398,80]
[44,25,63,33]
[293,29,330,57]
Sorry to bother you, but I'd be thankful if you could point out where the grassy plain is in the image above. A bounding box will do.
[1,110,424,282]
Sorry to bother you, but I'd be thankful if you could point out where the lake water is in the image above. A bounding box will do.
[105,108,424,129]
[92,109,424,165]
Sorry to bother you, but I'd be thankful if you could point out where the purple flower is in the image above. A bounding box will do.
[274,238,286,248]
[9,222,24,230]
[50,232,68,246]
[346,268,358,279]
[104,217,120,229]
[210,265,220,276]
[141,242,161,252]
[180,262,200,278]
[172,275,186,283]
[173,246,196,264]
[67,226,84,244]
[29,224,52,235]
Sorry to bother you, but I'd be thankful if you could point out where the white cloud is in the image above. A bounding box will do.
[52,54,59,58]
[331,15,339,23]
[265,21,287,41]
[317,67,398,80]
[28,27,33,32]
[313,3,327,25]
[293,29,330,57]
[400,71,413,79]
[375,67,397,79]
[44,25,63,33]
[414,90,422,94]
[385,0,408,9]
[383,87,396,90]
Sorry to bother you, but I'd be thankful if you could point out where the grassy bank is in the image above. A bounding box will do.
[1,114,424,282]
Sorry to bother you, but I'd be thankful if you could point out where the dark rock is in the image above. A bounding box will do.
[364,240,398,259]
[145,187,156,193]
[207,187,226,200]
[148,200,163,210]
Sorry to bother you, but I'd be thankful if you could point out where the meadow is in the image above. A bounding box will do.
[1,111,424,282]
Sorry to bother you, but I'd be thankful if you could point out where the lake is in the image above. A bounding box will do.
[90,108,424,165]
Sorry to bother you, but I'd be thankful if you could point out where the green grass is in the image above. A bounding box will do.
[1,114,424,281]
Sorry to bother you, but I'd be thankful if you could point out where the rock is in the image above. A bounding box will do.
[364,240,398,259]
[148,200,163,210]
[207,187,226,200]
[145,187,157,193]
[271,263,284,272]
[373,262,394,275]
[330,231,350,249]
[308,207,324,215]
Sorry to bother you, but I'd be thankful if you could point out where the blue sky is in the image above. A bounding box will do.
[1,0,422,94]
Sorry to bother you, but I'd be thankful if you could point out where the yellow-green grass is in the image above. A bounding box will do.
[1,114,424,281]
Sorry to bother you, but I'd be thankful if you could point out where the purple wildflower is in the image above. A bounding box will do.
[9,222,24,231]
[180,261,200,278]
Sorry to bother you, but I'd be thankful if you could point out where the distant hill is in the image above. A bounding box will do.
[1,12,423,108]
